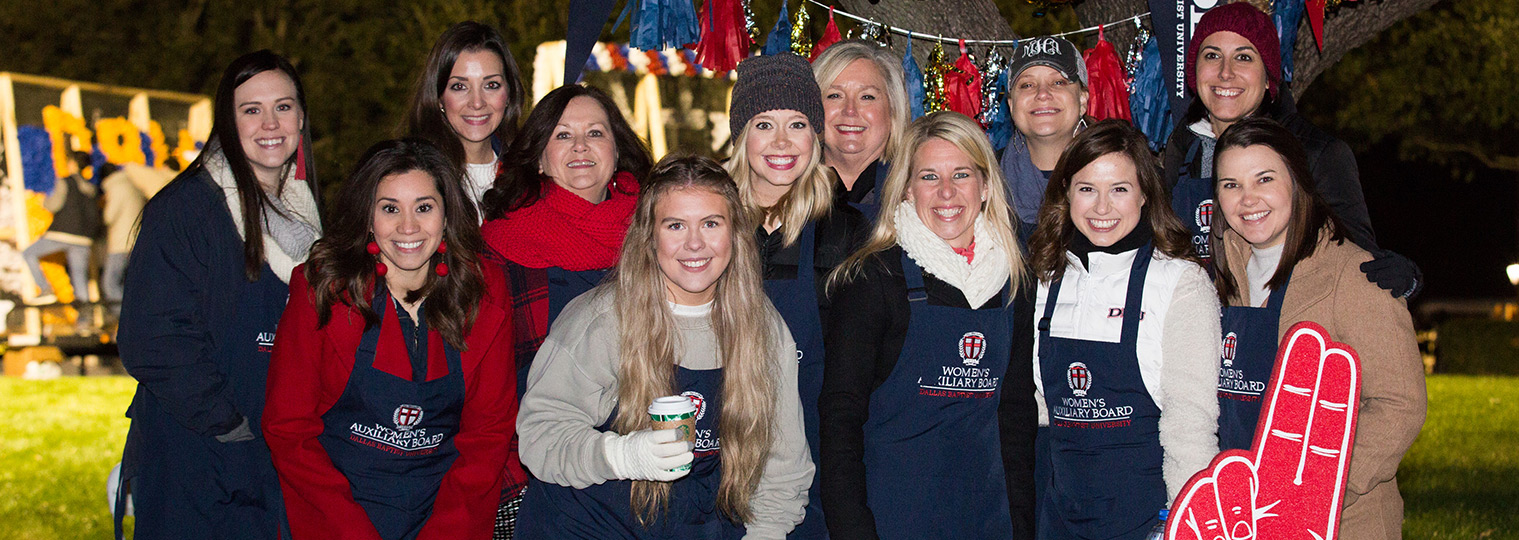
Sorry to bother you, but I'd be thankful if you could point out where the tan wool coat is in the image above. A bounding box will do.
[1222,228,1427,540]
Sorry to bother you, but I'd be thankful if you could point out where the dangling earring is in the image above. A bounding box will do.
[368,241,388,277]
[434,240,450,277]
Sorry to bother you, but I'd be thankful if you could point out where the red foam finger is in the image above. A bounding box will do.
[1254,323,1330,488]
[1296,345,1361,536]
[1214,457,1259,540]
[1169,476,1224,540]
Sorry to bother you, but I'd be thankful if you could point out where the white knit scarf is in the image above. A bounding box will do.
[893,201,1010,308]
[205,150,322,283]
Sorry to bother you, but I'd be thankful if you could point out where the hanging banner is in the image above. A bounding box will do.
[1150,0,1221,127]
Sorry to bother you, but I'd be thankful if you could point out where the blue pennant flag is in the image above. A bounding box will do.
[763,0,792,55]
[903,40,925,120]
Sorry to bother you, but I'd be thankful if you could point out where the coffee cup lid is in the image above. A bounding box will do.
[648,395,696,415]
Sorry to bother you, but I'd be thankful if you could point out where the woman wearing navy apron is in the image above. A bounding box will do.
[1027,120,1219,539]
[1211,118,1425,540]
[478,84,653,534]
[821,112,1037,540]
[115,50,321,540]
[515,156,813,539]
[263,138,515,540]
[812,40,911,220]
[1162,2,1419,297]
[401,21,525,217]
[726,54,868,540]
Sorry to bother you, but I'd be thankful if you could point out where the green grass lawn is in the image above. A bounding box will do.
[0,375,1515,539]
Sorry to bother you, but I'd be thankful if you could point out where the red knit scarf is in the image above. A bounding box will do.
[481,172,639,271]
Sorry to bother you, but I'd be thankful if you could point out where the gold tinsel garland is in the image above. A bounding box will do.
[791,2,813,58]
[923,41,951,113]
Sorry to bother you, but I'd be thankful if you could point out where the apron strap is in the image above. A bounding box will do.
[1263,269,1292,311]
[900,251,928,302]
[1118,243,1155,344]
[1180,137,1202,180]
[797,221,817,273]
[355,283,391,371]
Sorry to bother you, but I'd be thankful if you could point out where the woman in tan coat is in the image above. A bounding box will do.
[1211,117,1425,539]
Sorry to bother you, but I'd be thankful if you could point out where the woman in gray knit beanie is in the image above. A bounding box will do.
[725,52,868,540]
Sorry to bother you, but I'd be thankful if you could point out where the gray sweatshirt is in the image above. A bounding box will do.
[517,286,813,539]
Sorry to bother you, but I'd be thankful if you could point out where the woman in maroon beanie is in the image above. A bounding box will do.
[476,83,654,537]
[1163,1,1419,298]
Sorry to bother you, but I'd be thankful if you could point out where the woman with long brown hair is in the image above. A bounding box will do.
[115,49,321,539]
[1027,120,1218,539]
[1212,117,1424,540]
[514,156,812,539]
[822,112,1036,539]
[401,21,525,214]
[263,138,516,539]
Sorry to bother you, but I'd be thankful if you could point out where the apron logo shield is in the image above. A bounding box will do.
[1222,332,1238,367]
[1067,362,1092,397]
[959,332,987,366]
[680,391,708,421]
[1194,199,1214,231]
[392,404,424,431]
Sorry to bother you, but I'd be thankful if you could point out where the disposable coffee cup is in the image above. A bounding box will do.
[648,395,697,472]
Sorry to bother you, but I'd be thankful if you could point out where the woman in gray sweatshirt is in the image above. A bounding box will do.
[514,155,813,540]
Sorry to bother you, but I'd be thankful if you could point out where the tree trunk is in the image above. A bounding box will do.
[833,0,1438,100]
[1073,0,1442,99]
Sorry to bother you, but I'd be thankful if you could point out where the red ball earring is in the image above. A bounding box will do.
[434,240,449,277]
[367,241,387,276]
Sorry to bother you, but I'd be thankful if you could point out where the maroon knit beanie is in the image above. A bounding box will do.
[1185,2,1282,98]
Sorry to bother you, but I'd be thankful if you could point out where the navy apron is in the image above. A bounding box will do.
[517,366,745,539]
[116,263,290,540]
[1037,244,1165,540]
[1216,275,1290,451]
[762,223,828,540]
[1170,141,1215,264]
[862,252,1014,539]
[318,285,465,540]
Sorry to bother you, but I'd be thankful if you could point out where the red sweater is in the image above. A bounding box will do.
[263,263,517,540]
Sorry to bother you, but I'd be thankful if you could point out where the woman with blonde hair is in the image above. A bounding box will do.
[822,112,1037,539]
[812,40,912,219]
[726,53,867,539]
[514,155,813,539]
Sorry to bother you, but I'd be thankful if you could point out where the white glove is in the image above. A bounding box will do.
[602,428,694,482]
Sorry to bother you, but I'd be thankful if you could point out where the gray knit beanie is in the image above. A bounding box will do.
[729,54,825,138]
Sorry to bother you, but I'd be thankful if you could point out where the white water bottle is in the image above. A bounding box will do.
[1145,509,1169,540]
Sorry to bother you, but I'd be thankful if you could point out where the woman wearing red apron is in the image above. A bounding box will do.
[726,54,868,540]
[1211,118,1425,540]
[514,156,813,539]
[822,112,1037,539]
[400,21,525,218]
[264,138,516,540]
[1027,120,1219,539]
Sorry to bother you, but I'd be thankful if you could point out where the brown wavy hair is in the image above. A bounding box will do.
[304,138,485,349]
[400,21,524,171]
[608,155,775,525]
[1029,119,1196,282]
[480,84,653,219]
[1211,117,1344,304]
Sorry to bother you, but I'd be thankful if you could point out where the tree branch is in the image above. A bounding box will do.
[1408,135,1519,172]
